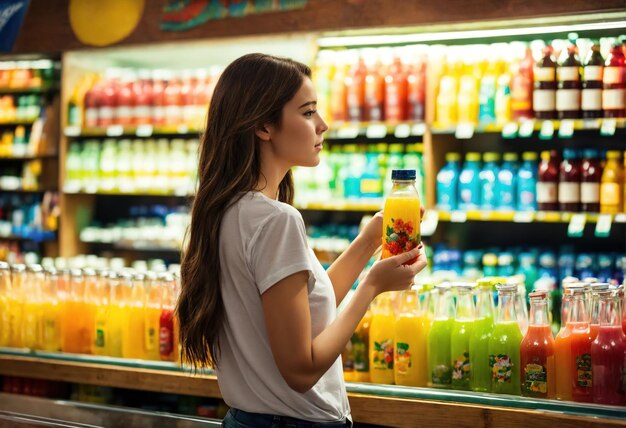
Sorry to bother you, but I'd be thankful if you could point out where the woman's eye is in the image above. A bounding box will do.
[304,110,316,117]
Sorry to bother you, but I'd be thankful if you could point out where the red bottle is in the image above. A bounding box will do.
[345,55,366,122]
[558,149,581,212]
[537,150,560,211]
[159,308,175,360]
[581,149,602,212]
[152,69,166,126]
[407,56,426,121]
[133,69,153,125]
[533,45,558,119]
[116,72,135,127]
[98,76,117,127]
[364,54,384,122]
[180,70,196,127]
[556,43,582,119]
[568,288,593,403]
[591,290,626,405]
[512,46,534,120]
[164,71,183,126]
[581,42,604,119]
[384,56,408,122]
[603,44,626,118]
[83,84,102,128]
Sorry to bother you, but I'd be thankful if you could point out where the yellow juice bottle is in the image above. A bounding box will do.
[39,267,62,352]
[0,262,12,347]
[122,273,147,359]
[382,169,421,260]
[8,264,26,348]
[106,272,124,357]
[62,269,84,353]
[600,151,623,214]
[369,292,396,384]
[394,289,423,386]
[414,284,435,387]
[22,265,45,350]
[144,272,162,361]
[93,271,110,356]
[79,269,98,355]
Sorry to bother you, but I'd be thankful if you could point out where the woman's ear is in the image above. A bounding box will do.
[255,125,271,142]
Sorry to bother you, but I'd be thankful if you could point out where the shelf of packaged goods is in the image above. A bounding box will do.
[63,190,193,199]
[64,125,204,139]
[0,153,57,161]
[0,233,56,243]
[83,240,181,253]
[0,86,58,95]
[295,200,383,212]
[1,350,624,427]
[326,122,427,141]
[430,118,626,139]
[0,120,37,127]
[436,210,626,225]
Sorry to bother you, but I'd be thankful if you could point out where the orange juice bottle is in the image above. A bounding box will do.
[600,151,623,214]
[394,289,422,386]
[22,264,44,350]
[382,169,421,260]
[62,269,84,353]
[0,262,11,347]
[80,269,98,354]
[9,264,26,348]
[144,272,162,361]
[107,272,124,357]
[122,273,147,359]
[39,267,62,352]
[554,282,579,401]
[568,286,593,403]
[159,272,179,363]
[93,270,110,356]
[369,292,396,384]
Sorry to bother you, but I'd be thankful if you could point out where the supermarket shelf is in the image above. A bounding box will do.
[436,210,626,225]
[0,153,57,161]
[326,121,426,141]
[64,190,193,199]
[0,86,58,95]
[0,349,624,427]
[295,200,382,212]
[0,233,57,243]
[64,125,204,138]
[84,240,181,253]
[0,188,56,194]
[0,120,37,127]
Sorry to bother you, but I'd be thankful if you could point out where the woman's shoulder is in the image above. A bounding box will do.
[231,191,303,227]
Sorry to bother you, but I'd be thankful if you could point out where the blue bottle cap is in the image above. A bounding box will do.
[563,149,578,160]
[391,169,416,180]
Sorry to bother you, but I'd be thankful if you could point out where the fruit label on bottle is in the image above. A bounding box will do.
[575,353,593,388]
[490,354,512,384]
[557,67,580,82]
[372,339,394,370]
[581,182,600,203]
[537,182,557,203]
[600,183,620,206]
[524,363,547,394]
[558,182,581,203]
[581,89,602,110]
[534,67,556,82]
[583,66,603,82]
[533,90,556,111]
[603,67,624,85]
[384,219,418,256]
[95,328,105,348]
[352,332,369,373]
[394,342,412,375]
[432,364,451,386]
[602,89,625,110]
[452,352,471,382]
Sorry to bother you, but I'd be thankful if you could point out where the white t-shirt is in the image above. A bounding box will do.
[215,191,350,422]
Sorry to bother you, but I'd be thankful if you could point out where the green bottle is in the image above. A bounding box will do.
[427,284,454,388]
[469,278,496,392]
[450,283,476,390]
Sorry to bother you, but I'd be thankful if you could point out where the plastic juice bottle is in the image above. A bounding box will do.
[407,54,426,122]
[314,51,333,123]
[159,272,179,363]
[458,75,479,124]
[581,42,604,119]
[534,45,558,119]
[369,293,395,384]
[428,284,454,388]
[517,152,538,212]
[511,45,534,120]
[394,290,422,386]
[478,60,498,124]
[436,63,459,127]
[488,283,523,395]
[537,150,560,211]
[495,71,512,125]
[591,289,626,405]
[382,169,421,260]
[520,291,555,399]
[330,57,348,123]
[480,152,500,210]
[459,152,481,211]
[603,43,625,118]
[384,55,408,122]
[345,54,366,123]
[556,42,582,119]
[436,153,461,211]
[0,262,12,347]
[495,152,518,211]
[558,149,581,212]
[364,51,385,122]
[470,279,495,392]
[39,267,61,352]
[568,286,593,402]
[600,151,623,214]
[107,272,124,358]
[450,283,475,390]
[122,273,147,359]
[144,272,162,361]
[93,271,110,356]
[581,149,602,213]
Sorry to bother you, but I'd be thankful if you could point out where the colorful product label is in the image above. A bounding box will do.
[576,353,593,388]
[372,339,394,370]
[159,326,173,355]
[490,354,513,384]
[384,218,418,256]
[432,364,452,385]
[352,333,369,372]
[524,363,547,394]
[452,352,471,382]
[395,342,412,375]
[95,328,105,348]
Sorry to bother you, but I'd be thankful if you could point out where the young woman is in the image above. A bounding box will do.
[177,53,427,428]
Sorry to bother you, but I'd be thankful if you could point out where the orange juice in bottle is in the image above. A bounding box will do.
[93,270,110,356]
[144,272,162,361]
[0,262,11,347]
[122,272,147,359]
[394,289,423,386]
[9,264,26,348]
[22,265,44,349]
[80,269,98,354]
[382,169,421,260]
[107,272,124,357]
[600,151,623,214]
[369,292,396,384]
[40,267,62,352]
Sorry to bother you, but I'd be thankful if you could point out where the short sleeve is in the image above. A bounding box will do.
[248,208,313,295]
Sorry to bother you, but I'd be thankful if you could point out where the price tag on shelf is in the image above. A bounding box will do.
[582,119,600,130]
[177,124,190,134]
[106,125,124,137]
[539,120,554,140]
[366,123,388,139]
[455,123,474,140]
[501,122,518,139]
[421,209,439,237]
[64,126,81,137]
[567,213,586,238]
[411,123,426,136]
[393,124,411,138]
[513,212,534,223]
[336,125,360,139]
[450,211,468,223]
[518,120,535,138]
[614,214,626,224]
[600,118,617,136]
[136,125,153,137]
[558,119,575,138]
[595,214,613,238]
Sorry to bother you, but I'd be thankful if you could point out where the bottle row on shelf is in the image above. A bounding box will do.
[0,159,46,192]
[69,67,223,130]
[0,259,181,362]
[437,149,626,214]
[0,60,58,92]
[0,193,58,242]
[347,279,626,405]
[0,94,44,124]
[0,125,46,159]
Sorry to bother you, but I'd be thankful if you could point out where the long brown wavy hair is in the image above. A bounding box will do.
[177,53,312,369]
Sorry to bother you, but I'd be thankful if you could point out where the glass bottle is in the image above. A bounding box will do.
[470,279,496,392]
[556,42,582,119]
[537,150,560,211]
[558,149,581,212]
[428,284,454,388]
[533,45,558,119]
[9,264,25,348]
[0,262,12,347]
[603,43,625,118]
[488,283,523,395]
[345,53,366,122]
[369,292,396,384]
[581,149,602,213]
[600,151,623,214]
[159,272,179,363]
[450,283,475,390]
[511,45,534,120]
[568,285,593,402]
[588,282,610,340]
[384,55,408,122]
[520,291,555,399]
[394,289,422,386]
[591,289,626,405]
[382,170,421,260]
[581,42,604,119]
